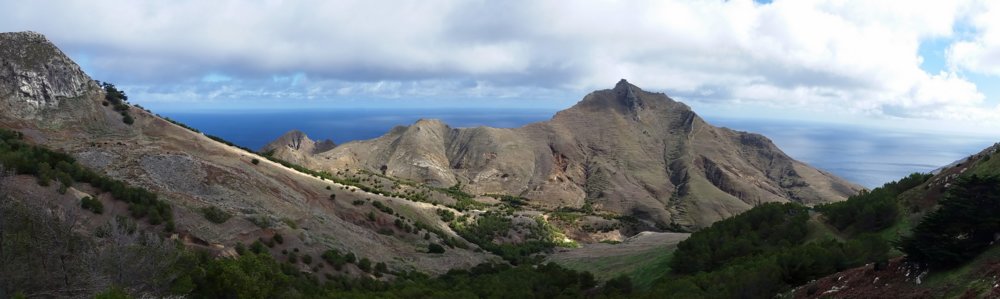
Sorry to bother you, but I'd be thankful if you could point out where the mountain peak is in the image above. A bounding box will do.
[0,31,100,123]
[613,78,631,91]
[579,79,644,120]
[261,129,336,154]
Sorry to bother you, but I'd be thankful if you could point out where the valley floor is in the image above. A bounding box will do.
[547,232,689,289]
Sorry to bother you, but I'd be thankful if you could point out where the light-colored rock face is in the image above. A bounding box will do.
[275,79,862,229]
[0,32,101,127]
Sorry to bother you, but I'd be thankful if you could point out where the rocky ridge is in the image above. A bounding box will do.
[269,79,861,228]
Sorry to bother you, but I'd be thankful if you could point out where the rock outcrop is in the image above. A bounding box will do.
[274,79,861,228]
[261,129,335,154]
[0,31,104,129]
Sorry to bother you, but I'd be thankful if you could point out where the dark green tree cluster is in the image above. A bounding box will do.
[323,263,600,298]
[656,237,888,298]
[0,128,172,226]
[100,82,134,125]
[817,172,930,233]
[650,198,902,298]
[898,175,1000,270]
[321,249,358,271]
[670,203,810,274]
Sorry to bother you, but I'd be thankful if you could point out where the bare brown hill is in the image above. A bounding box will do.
[0,31,495,275]
[269,79,861,229]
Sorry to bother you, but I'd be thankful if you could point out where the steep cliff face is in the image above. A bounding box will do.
[0,32,105,129]
[276,79,861,228]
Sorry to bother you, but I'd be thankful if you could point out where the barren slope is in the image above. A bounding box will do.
[0,31,496,275]
[272,80,861,229]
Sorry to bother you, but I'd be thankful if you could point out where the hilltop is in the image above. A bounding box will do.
[268,79,860,229]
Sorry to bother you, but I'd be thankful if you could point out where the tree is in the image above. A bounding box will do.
[898,175,1000,269]
[358,258,372,272]
[201,206,232,224]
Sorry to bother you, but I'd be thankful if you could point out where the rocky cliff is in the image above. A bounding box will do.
[274,80,861,228]
[0,31,106,130]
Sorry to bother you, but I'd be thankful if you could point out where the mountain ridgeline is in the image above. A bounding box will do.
[266,80,860,229]
[2,30,924,298]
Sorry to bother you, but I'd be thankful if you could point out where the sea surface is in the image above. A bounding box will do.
[161,108,997,189]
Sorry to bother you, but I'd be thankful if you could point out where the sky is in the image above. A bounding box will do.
[2,0,999,135]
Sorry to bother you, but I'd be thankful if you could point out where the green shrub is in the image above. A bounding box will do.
[81,196,104,214]
[428,243,446,254]
[201,206,232,224]
[358,258,372,272]
[248,216,272,228]
[436,209,455,222]
[251,158,260,165]
[372,200,394,214]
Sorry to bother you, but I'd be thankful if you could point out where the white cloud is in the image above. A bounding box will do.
[948,1,1000,75]
[0,0,997,125]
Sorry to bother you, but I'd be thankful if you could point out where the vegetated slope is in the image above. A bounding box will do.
[268,80,860,229]
[0,31,495,277]
[792,142,1000,298]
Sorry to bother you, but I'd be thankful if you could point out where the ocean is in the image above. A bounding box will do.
[161,108,997,189]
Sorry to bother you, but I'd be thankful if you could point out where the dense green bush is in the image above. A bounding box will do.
[200,206,232,224]
[436,209,455,222]
[428,243,446,254]
[653,233,890,298]
[670,203,809,274]
[817,172,930,233]
[358,258,372,273]
[898,175,1000,269]
[81,196,104,214]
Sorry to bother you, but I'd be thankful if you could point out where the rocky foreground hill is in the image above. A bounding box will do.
[266,79,860,228]
[0,31,496,276]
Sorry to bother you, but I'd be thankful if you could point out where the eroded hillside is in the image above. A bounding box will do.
[268,80,860,229]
